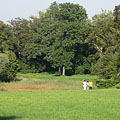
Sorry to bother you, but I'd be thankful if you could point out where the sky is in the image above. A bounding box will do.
[0,0,120,23]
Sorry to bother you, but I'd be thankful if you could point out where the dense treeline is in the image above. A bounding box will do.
[0,2,120,85]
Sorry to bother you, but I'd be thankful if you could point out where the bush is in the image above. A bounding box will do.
[115,83,120,89]
[0,51,19,82]
[95,79,116,88]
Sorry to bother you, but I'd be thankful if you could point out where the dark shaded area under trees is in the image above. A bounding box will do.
[0,2,120,87]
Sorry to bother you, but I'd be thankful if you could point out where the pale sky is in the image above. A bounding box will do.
[0,0,120,23]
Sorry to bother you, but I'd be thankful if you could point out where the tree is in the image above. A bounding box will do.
[86,10,120,79]
[44,2,89,75]
[86,10,116,57]
[113,5,120,77]
[10,17,30,59]
[0,21,16,53]
[10,17,47,73]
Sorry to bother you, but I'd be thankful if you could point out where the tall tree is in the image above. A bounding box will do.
[86,10,116,57]
[113,5,120,77]
[0,21,16,52]
[10,17,30,59]
[44,2,89,75]
[86,10,120,79]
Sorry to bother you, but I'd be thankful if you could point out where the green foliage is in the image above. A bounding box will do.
[74,55,93,75]
[1,2,120,83]
[0,53,8,73]
[75,60,91,75]
[57,2,87,22]
[91,50,118,79]
[75,66,85,74]
[95,79,116,88]
[113,4,120,28]
[0,51,19,82]
[44,2,89,75]
[19,60,46,73]
[7,2,92,76]
[0,21,16,52]
[86,10,120,79]
[10,17,49,73]
[115,83,120,89]
[10,17,30,58]
[86,10,116,58]
[74,43,97,75]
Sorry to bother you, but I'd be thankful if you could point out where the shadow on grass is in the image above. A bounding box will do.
[15,78,22,82]
[54,74,61,76]
[0,116,22,120]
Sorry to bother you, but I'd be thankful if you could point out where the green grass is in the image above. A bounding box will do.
[0,89,120,120]
[14,72,98,90]
[17,72,98,80]
[0,73,119,120]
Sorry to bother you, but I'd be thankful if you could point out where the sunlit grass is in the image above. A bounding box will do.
[13,72,99,90]
[0,90,120,120]
[17,72,98,80]
[0,73,119,120]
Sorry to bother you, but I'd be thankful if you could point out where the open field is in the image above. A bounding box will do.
[0,73,120,120]
[0,90,120,120]
[0,72,98,91]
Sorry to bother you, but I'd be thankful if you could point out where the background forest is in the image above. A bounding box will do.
[0,2,120,88]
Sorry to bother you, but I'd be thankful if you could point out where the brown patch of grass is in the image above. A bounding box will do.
[2,84,59,91]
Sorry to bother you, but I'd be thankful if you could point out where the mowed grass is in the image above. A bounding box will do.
[0,73,120,120]
[0,90,120,120]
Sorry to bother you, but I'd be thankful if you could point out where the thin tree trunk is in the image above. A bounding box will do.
[59,67,61,75]
[62,66,65,76]
[94,44,103,56]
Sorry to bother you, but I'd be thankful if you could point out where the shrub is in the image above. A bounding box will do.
[0,51,19,82]
[95,79,116,88]
[115,83,120,89]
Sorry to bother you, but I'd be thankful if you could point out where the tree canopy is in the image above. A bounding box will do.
[0,2,120,83]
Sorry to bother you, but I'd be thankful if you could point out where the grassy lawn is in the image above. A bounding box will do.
[0,90,120,120]
[17,72,99,80]
[0,73,119,120]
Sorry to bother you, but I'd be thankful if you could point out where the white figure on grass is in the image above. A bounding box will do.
[86,80,89,90]
[83,80,87,90]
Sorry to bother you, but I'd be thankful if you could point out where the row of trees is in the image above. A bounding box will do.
[0,2,120,83]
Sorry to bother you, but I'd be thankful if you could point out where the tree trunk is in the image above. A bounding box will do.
[59,67,61,75]
[62,66,65,76]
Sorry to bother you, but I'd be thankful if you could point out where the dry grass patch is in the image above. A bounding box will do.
[2,84,59,91]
